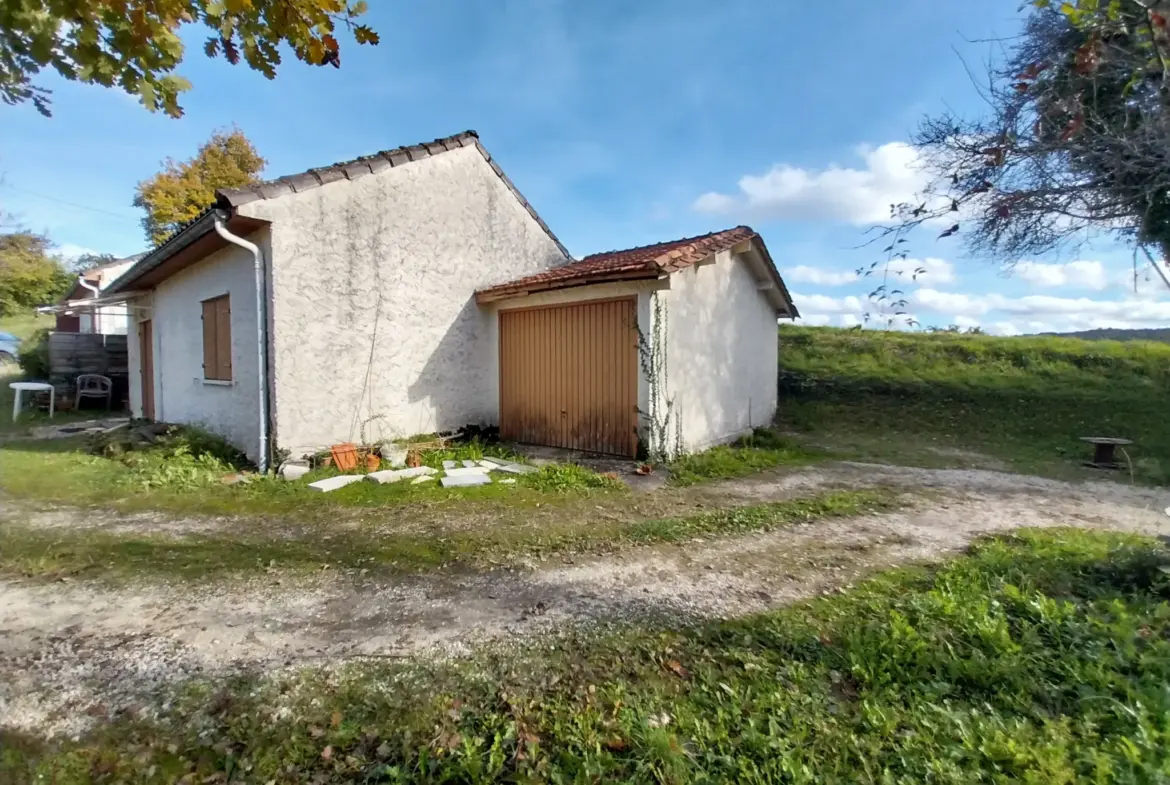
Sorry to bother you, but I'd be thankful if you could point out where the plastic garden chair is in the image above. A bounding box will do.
[75,374,113,410]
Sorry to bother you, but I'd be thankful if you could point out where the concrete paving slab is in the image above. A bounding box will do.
[444,467,490,478]
[365,466,437,484]
[308,475,365,492]
[440,473,491,488]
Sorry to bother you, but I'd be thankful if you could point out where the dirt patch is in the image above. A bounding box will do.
[3,465,1170,737]
[923,445,1010,471]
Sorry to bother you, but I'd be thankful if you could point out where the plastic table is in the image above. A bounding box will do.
[10,381,54,421]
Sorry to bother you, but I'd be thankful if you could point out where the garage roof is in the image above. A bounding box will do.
[475,226,798,316]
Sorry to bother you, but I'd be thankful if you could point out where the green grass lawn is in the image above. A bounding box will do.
[0,431,626,519]
[668,427,821,486]
[1,423,902,582]
[777,325,1170,483]
[7,528,1168,783]
[0,489,899,583]
[0,310,101,436]
[0,309,51,342]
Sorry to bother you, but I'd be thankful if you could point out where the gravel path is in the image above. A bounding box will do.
[4,464,1170,737]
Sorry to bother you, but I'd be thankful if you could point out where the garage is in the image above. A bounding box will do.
[498,297,639,456]
[478,226,798,459]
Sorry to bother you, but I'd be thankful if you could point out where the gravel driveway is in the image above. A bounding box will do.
[4,463,1170,737]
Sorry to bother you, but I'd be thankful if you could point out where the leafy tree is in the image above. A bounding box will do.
[1,1,379,118]
[66,252,119,274]
[134,128,266,245]
[0,229,71,316]
[876,0,1170,292]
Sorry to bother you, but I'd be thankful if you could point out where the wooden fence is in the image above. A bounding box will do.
[47,332,130,410]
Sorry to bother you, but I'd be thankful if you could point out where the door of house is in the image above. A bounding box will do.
[498,297,638,457]
[139,320,155,420]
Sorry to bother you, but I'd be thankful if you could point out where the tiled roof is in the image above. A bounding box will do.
[475,226,766,301]
[104,208,220,294]
[216,130,569,259]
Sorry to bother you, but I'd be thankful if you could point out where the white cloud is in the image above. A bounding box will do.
[792,293,865,314]
[996,294,1170,320]
[884,257,956,285]
[1012,260,1108,290]
[783,266,857,286]
[691,192,736,213]
[796,279,1170,335]
[912,289,991,316]
[54,243,100,261]
[987,321,1021,336]
[693,142,928,225]
[913,287,1170,330]
[1113,265,1170,299]
[796,313,833,327]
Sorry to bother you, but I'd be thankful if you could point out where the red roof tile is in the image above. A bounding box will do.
[476,226,761,302]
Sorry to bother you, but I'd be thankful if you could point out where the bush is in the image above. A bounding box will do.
[669,427,818,486]
[16,328,49,379]
[90,423,250,490]
[521,463,625,492]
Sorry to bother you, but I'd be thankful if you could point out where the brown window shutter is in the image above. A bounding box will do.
[216,297,232,380]
[201,294,232,381]
[202,299,217,378]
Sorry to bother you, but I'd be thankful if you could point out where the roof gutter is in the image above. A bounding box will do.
[35,291,151,314]
[105,208,221,295]
[213,216,271,475]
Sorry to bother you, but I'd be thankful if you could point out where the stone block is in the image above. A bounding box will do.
[496,462,537,475]
[444,467,490,478]
[365,466,437,484]
[279,462,311,481]
[308,475,365,493]
[440,473,491,488]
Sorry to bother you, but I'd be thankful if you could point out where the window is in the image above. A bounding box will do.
[201,294,232,381]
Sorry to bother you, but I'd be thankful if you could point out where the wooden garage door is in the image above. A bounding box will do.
[499,297,638,456]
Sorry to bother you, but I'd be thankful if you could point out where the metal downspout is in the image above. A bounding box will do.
[78,277,101,333]
[213,215,271,474]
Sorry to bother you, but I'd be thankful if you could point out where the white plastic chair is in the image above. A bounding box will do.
[75,374,113,410]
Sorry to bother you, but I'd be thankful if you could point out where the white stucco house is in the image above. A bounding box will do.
[54,255,143,335]
[104,130,797,470]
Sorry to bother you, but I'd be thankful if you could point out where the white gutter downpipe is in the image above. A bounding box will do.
[213,216,271,474]
[78,277,101,333]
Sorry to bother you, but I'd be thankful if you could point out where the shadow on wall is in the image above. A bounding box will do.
[406,297,492,432]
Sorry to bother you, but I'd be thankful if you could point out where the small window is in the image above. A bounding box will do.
[201,294,232,381]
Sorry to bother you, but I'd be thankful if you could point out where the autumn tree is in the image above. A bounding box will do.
[0,228,71,316]
[0,1,379,118]
[876,0,1170,291]
[134,128,266,245]
[67,252,120,274]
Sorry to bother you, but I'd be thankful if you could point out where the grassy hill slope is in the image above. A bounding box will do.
[777,325,1170,483]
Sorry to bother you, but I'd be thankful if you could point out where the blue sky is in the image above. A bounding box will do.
[2,0,1167,334]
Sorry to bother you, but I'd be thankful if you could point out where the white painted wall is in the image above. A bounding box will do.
[125,237,264,461]
[237,145,568,459]
[74,260,137,335]
[659,249,779,453]
[91,304,129,336]
[127,293,151,417]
